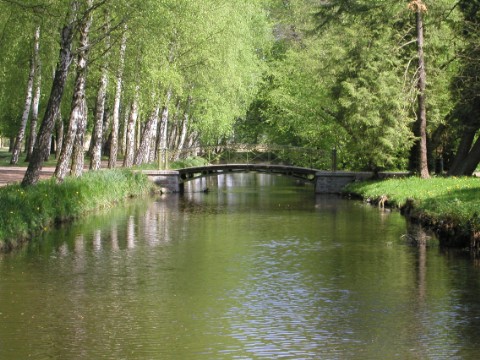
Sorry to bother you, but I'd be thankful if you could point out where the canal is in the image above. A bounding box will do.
[1,174,480,359]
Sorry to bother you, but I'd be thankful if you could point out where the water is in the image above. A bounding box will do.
[1,174,480,359]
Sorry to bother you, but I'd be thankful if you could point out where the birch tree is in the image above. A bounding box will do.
[10,26,39,164]
[55,0,94,182]
[22,1,79,186]
[90,11,110,170]
[108,24,127,169]
[134,103,160,166]
[123,88,139,167]
[25,28,41,162]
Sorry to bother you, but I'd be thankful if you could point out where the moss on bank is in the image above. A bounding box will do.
[344,177,480,251]
[0,169,154,252]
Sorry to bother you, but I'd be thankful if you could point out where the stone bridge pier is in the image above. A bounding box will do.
[143,170,181,193]
[313,171,375,193]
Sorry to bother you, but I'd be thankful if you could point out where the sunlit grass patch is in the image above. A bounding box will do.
[345,176,480,232]
[0,149,58,167]
[0,169,153,251]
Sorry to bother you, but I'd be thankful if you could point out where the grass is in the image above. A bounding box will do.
[0,169,153,251]
[0,149,59,167]
[345,176,480,221]
[344,176,480,247]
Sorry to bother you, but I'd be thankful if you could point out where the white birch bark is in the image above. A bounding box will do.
[134,104,160,166]
[55,114,63,159]
[11,26,39,164]
[123,88,139,168]
[26,26,42,162]
[55,0,93,182]
[120,106,129,156]
[176,96,191,159]
[158,89,172,167]
[90,13,110,170]
[108,24,127,168]
[71,97,88,176]
[148,115,159,163]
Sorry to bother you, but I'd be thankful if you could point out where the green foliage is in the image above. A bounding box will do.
[240,0,461,171]
[0,169,152,251]
[0,0,470,173]
[0,1,68,138]
[118,0,271,144]
[450,0,480,125]
[170,156,209,169]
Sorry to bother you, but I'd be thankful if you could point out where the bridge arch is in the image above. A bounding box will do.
[177,164,318,184]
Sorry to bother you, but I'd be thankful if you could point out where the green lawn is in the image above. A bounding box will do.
[345,176,480,234]
[0,149,58,167]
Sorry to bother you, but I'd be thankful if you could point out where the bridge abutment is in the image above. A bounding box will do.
[314,171,374,193]
[142,170,181,193]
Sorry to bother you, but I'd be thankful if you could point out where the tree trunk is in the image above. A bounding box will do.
[168,99,181,151]
[448,126,477,175]
[26,26,42,162]
[22,2,77,187]
[55,0,93,182]
[176,96,191,160]
[55,115,64,159]
[134,104,160,166]
[11,26,39,165]
[169,122,177,150]
[102,107,111,151]
[148,115,159,163]
[120,108,128,157]
[90,12,110,171]
[136,114,141,151]
[108,24,127,169]
[412,1,429,178]
[71,98,88,177]
[452,134,480,175]
[123,90,139,168]
[157,89,172,167]
[89,70,108,170]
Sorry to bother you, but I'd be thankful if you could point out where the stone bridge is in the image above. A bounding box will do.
[142,165,405,194]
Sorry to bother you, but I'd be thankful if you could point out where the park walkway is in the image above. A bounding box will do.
[0,160,125,187]
[0,166,55,186]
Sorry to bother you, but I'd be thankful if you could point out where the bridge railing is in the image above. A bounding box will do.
[160,144,334,170]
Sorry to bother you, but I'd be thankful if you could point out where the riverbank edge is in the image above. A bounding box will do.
[343,180,479,253]
[0,169,155,253]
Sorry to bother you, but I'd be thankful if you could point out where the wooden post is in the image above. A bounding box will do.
[331,148,337,172]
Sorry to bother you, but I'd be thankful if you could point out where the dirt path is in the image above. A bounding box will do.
[0,161,124,187]
[0,167,56,187]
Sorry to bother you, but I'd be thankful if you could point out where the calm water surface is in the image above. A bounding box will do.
[1,174,480,359]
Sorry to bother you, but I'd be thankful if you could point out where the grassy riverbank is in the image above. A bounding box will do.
[0,169,153,251]
[344,177,480,250]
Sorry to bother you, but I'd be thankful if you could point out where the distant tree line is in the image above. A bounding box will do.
[0,0,269,185]
[236,0,480,177]
[0,0,479,186]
